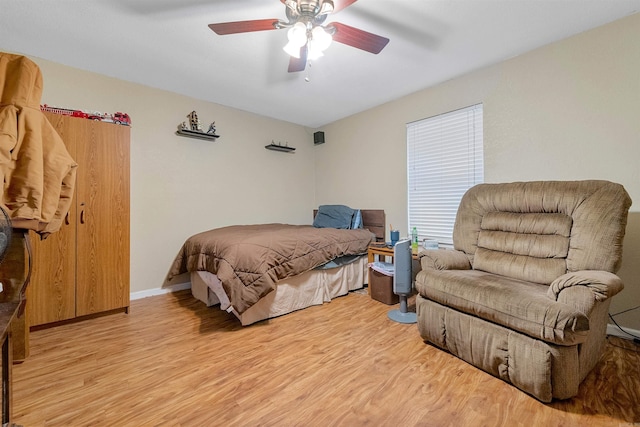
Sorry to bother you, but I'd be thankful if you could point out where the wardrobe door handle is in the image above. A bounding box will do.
[65,212,70,225]
[80,209,85,224]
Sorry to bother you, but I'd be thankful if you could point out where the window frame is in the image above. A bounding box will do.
[407,103,484,247]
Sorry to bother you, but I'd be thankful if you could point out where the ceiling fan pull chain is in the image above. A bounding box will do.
[305,61,313,82]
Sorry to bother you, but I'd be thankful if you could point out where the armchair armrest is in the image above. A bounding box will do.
[420,249,471,271]
[547,270,624,302]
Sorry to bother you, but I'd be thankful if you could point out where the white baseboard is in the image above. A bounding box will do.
[130,282,191,301]
[607,323,640,340]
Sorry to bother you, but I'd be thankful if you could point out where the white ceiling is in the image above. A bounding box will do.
[1,0,639,128]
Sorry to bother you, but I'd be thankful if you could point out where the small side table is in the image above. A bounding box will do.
[367,244,396,264]
[367,244,420,264]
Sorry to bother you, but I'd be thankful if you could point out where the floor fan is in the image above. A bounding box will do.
[388,239,416,324]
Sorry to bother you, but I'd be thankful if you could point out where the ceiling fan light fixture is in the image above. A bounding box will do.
[287,21,308,46]
[209,0,388,73]
[283,40,302,58]
[307,45,324,61]
[310,25,332,51]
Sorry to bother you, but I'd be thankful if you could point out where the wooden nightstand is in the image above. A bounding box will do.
[367,244,396,264]
[367,243,421,264]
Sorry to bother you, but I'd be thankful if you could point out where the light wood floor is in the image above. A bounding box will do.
[13,290,640,426]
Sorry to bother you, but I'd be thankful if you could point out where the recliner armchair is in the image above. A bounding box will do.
[415,180,631,402]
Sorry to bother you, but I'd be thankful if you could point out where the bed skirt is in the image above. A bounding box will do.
[190,256,368,326]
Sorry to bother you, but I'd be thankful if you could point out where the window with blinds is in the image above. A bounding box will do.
[407,104,484,247]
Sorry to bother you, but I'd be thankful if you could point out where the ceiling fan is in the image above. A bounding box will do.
[208,0,389,72]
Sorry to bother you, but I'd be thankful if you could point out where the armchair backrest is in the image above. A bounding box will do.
[453,180,632,285]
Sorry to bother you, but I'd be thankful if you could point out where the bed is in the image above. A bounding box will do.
[167,208,385,325]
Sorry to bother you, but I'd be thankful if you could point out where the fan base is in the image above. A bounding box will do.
[387,309,417,324]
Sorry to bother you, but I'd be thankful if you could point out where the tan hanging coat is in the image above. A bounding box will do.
[0,52,77,237]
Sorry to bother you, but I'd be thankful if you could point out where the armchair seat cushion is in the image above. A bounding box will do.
[416,269,589,345]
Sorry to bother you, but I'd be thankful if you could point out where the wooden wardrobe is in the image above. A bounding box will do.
[27,112,130,328]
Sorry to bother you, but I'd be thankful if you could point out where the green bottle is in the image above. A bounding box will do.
[411,227,419,254]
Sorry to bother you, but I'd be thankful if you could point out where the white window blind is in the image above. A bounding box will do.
[407,104,483,247]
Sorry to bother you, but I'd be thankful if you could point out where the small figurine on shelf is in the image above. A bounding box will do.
[207,121,217,135]
[176,112,220,140]
[187,111,202,132]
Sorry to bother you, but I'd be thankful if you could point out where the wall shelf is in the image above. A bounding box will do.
[265,143,295,153]
[176,128,220,141]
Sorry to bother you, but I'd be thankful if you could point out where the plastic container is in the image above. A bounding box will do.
[411,227,419,254]
[423,239,439,250]
[369,268,399,305]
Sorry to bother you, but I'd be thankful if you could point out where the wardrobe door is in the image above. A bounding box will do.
[27,113,78,327]
[75,120,130,316]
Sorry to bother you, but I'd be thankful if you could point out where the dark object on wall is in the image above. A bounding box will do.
[314,131,325,145]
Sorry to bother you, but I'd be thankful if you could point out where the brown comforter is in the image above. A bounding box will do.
[167,224,375,314]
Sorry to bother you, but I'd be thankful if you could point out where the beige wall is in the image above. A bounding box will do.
[315,13,640,330]
[17,56,317,294]
[2,13,638,330]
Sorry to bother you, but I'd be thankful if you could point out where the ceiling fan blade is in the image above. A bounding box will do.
[209,19,280,35]
[328,22,389,54]
[288,45,308,73]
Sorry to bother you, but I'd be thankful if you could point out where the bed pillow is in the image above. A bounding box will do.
[351,209,363,229]
[313,205,356,229]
